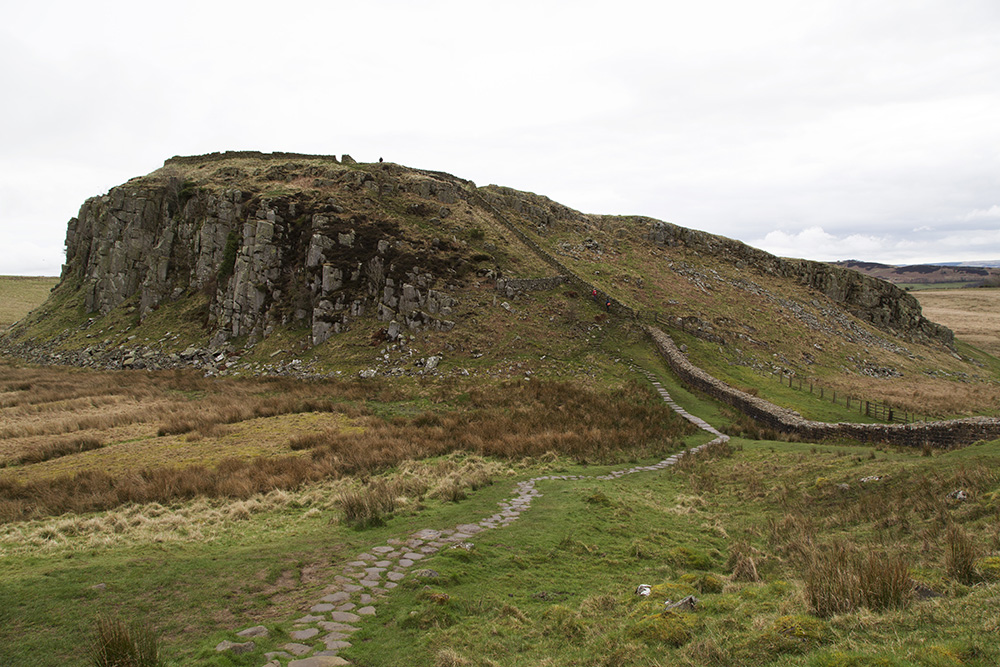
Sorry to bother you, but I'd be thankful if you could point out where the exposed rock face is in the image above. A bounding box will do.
[646,220,953,347]
[60,153,467,348]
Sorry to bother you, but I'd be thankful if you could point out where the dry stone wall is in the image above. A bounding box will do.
[645,325,1000,448]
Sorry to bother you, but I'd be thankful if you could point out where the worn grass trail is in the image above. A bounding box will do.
[208,372,726,666]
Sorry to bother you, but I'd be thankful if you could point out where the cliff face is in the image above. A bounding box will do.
[61,153,472,347]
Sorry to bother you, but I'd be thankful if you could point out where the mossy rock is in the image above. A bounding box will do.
[667,546,715,570]
[739,614,829,658]
[679,572,726,594]
[771,615,828,642]
[975,556,1000,581]
[629,610,697,647]
[648,582,699,601]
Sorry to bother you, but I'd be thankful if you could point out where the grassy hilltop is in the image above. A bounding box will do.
[2,154,1000,666]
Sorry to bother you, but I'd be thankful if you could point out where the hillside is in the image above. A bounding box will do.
[3,151,999,420]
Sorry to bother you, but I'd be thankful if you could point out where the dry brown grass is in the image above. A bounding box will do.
[0,363,691,522]
[823,374,1000,418]
[915,288,1000,357]
[0,276,59,328]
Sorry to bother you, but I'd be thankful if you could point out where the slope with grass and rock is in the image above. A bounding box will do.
[3,151,999,422]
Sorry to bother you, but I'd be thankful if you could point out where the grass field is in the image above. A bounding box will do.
[2,272,1000,665]
[913,288,1000,358]
[0,276,59,328]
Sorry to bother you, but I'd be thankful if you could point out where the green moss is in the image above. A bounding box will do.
[217,231,239,283]
[629,610,697,647]
[974,556,1000,581]
[667,545,715,570]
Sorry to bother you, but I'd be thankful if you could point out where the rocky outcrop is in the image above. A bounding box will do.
[59,154,468,350]
[646,220,953,347]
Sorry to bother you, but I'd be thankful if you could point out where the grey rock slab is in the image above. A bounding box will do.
[402,552,424,560]
[237,625,269,638]
[321,592,351,603]
[289,658,350,667]
[357,606,377,616]
[387,571,406,581]
[413,529,441,539]
[294,615,326,624]
[374,560,392,567]
[372,545,395,553]
[337,603,356,611]
[318,641,352,651]
[265,652,293,661]
[310,603,335,613]
[283,642,314,656]
[317,621,359,632]
[215,640,255,654]
[330,611,361,623]
[290,628,320,640]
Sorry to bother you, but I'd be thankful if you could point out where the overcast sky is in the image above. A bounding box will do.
[2,0,999,275]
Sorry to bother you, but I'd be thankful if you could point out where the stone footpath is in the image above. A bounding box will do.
[217,372,728,666]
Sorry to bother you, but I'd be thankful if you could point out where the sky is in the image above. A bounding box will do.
[2,0,999,276]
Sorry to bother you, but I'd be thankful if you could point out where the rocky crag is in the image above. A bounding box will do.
[63,153,476,350]
[4,151,958,383]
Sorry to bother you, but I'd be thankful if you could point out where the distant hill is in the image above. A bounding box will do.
[832,260,1000,288]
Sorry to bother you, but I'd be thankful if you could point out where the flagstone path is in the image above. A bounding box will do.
[216,371,728,666]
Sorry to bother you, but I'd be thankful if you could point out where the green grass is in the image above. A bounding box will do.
[328,437,1000,666]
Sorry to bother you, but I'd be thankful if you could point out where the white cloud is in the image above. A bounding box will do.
[2,0,1000,274]
[962,205,1000,221]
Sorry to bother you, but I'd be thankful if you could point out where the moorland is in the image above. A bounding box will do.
[1,153,999,667]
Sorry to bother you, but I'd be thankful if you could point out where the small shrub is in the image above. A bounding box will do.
[946,524,979,585]
[585,491,612,507]
[728,540,762,582]
[542,604,586,639]
[89,615,164,667]
[804,543,911,617]
[339,480,397,528]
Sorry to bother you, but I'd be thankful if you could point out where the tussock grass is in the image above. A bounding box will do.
[804,543,912,617]
[88,614,164,667]
[3,436,104,466]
